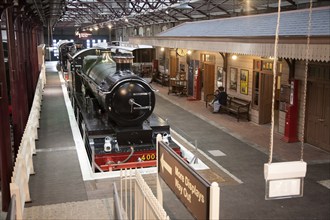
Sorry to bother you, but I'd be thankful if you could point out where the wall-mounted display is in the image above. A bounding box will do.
[230,67,238,91]
[217,66,223,87]
[240,69,249,95]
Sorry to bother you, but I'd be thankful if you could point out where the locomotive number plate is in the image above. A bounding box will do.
[141,154,156,161]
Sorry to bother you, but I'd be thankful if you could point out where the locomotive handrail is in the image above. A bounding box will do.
[101,78,154,95]
[133,106,152,110]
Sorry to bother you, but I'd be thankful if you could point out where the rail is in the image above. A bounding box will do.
[6,195,16,220]
[113,182,126,220]
[9,60,46,220]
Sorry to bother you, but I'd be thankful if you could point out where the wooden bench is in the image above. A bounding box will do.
[223,96,251,122]
[206,94,251,122]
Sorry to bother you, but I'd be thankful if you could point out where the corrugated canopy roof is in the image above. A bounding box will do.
[158,6,330,37]
[130,7,330,62]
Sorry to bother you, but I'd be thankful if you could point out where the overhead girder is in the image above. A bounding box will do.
[171,7,194,20]
[205,0,231,15]
[157,10,179,22]
[43,0,329,30]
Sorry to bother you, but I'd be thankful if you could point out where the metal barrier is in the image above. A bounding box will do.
[113,182,126,220]
[6,195,16,220]
[9,62,46,220]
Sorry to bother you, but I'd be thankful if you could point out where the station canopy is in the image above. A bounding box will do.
[129,6,330,62]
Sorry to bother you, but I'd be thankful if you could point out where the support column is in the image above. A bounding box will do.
[22,20,34,109]
[7,6,22,157]
[0,20,14,212]
[15,15,29,128]
[32,27,39,87]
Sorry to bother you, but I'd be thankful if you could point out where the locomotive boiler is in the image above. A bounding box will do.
[67,46,181,171]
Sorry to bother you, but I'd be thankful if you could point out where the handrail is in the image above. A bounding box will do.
[9,58,46,220]
[6,195,16,220]
[113,182,125,220]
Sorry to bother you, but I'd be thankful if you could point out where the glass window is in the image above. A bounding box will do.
[252,71,260,108]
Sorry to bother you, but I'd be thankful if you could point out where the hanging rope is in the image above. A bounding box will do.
[268,0,282,164]
[300,0,313,161]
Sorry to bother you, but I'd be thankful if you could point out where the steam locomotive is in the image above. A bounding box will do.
[63,45,181,171]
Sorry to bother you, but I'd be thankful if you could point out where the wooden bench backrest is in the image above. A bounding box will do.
[228,96,250,107]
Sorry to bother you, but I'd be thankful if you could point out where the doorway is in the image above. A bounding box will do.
[169,56,178,78]
[306,64,330,152]
[203,63,215,100]
[259,73,273,124]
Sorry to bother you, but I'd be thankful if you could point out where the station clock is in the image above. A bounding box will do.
[176,48,187,57]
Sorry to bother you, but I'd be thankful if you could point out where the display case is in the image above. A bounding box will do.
[155,72,169,86]
[155,65,169,86]
[279,85,291,112]
[168,79,187,96]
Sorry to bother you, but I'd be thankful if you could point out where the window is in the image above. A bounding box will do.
[252,59,281,110]
[252,71,260,108]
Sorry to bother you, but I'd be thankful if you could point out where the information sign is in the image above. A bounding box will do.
[158,142,211,220]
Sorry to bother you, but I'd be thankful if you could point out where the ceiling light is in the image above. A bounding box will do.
[173,1,193,9]
[108,24,112,29]
[94,26,99,30]
[176,3,192,9]
[89,27,93,31]
[231,55,238,60]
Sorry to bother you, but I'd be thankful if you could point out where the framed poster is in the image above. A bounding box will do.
[240,69,249,95]
[230,67,238,91]
[217,66,223,87]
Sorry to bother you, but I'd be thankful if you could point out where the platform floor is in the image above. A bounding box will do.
[3,61,329,219]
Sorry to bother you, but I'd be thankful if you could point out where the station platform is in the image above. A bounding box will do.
[6,61,329,219]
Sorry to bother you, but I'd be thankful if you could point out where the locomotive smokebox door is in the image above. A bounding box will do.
[107,78,155,127]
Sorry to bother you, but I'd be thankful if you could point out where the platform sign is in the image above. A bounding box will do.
[158,141,211,220]
[264,161,307,200]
